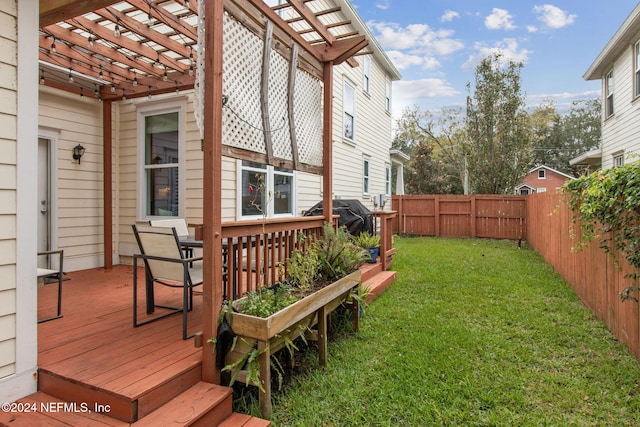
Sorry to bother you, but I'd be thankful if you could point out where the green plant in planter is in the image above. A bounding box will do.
[313,223,369,281]
[354,231,380,248]
[563,161,640,301]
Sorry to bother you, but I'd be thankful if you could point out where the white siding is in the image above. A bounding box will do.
[0,0,17,382]
[332,55,393,212]
[601,42,640,168]
[38,87,104,271]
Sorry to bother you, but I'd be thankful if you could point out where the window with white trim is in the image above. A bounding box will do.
[538,169,546,179]
[363,56,371,94]
[519,188,530,195]
[635,41,640,98]
[238,160,295,219]
[385,77,392,113]
[344,80,356,141]
[605,70,614,118]
[137,101,185,219]
[613,152,624,167]
[363,157,370,195]
[385,164,391,195]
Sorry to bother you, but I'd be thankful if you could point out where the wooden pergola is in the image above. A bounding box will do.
[38,0,370,383]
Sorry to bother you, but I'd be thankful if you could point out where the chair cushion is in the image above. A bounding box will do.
[37,268,59,278]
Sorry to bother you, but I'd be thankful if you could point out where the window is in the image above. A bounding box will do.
[606,70,614,118]
[344,80,355,141]
[537,187,547,193]
[363,157,370,194]
[635,41,640,98]
[538,169,546,179]
[363,56,371,94]
[613,152,624,167]
[238,160,295,219]
[385,164,391,195]
[385,77,392,113]
[137,101,185,219]
[519,188,530,195]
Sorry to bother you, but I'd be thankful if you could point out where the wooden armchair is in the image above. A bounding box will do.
[37,249,64,323]
[132,225,203,340]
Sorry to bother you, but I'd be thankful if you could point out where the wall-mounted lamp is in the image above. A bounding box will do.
[72,144,85,164]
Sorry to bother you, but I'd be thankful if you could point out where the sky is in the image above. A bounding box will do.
[351,0,638,120]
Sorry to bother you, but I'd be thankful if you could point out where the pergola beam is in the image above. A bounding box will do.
[40,0,120,27]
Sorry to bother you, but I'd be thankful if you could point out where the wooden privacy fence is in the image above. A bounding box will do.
[527,191,640,361]
[392,195,527,240]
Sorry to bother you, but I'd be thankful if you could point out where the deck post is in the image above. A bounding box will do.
[322,61,334,225]
[103,100,113,269]
[202,0,225,384]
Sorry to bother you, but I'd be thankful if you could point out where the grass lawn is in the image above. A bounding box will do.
[246,237,640,425]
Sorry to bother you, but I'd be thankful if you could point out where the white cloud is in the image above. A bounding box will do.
[367,21,464,56]
[485,8,516,30]
[392,79,460,118]
[527,25,538,33]
[441,10,460,23]
[376,0,390,11]
[394,78,459,100]
[387,51,440,71]
[462,39,532,71]
[533,4,576,29]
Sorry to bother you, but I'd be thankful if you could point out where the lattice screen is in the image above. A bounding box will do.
[222,14,265,154]
[221,13,324,169]
[294,70,323,167]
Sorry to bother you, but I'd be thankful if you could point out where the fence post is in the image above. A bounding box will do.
[434,196,440,237]
[471,196,477,238]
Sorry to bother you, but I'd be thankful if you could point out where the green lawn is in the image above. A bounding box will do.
[248,237,640,426]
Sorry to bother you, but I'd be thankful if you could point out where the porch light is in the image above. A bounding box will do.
[72,144,85,164]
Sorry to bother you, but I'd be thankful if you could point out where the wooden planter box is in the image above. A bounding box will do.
[226,270,362,418]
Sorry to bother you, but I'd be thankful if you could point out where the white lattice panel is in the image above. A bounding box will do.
[220,13,324,170]
[222,14,265,154]
[295,69,324,167]
[269,52,292,160]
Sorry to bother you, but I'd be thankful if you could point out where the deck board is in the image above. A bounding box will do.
[37,265,204,404]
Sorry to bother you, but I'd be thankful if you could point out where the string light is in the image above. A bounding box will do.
[68,68,74,83]
[80,87,84,100]
[147,87,152,99]
[175,81,179,94]
[189,47,194,64]
[40,69,45,85]
[163,67,168,82]
[88,35,94,47]
[188,64,194,76]
[50,37,56,53]
[132,75,138,87]
[114,23,121,37]
[111,83,116,93]
[94,84,99,98]
[122,89,127,101]
[99,66,103,80]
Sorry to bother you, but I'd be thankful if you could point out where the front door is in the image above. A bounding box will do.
[38,137,51,268]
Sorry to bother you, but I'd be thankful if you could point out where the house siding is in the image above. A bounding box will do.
[333,55,393,211]
[38,87,104,271]
[0,0,17,381]
[597,32,640,169]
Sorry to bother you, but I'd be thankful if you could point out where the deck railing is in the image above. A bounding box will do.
[373,211,397,270]
[220,216,327,300]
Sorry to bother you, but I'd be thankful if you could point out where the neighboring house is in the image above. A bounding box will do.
[515,166,574,195]
[579,2,640,170]
[0,0,400,404]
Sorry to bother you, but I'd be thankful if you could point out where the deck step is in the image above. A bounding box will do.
[132,381,233,426]
[363,270,396,303]
[218,412,271,427]
[360,261,383,282]
[0,391,130,426]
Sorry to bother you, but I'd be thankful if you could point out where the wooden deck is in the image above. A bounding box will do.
[1,261,394,426]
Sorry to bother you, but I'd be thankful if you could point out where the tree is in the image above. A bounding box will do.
[531,99,601,175]
[464,53,532,194]
[392,105,465,194]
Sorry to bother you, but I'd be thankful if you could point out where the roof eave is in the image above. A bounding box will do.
[584,3,640,81]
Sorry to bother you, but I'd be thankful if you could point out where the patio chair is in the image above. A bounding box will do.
[149,218,195,261]
[132,224,203,340]
[37,249,65,323]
